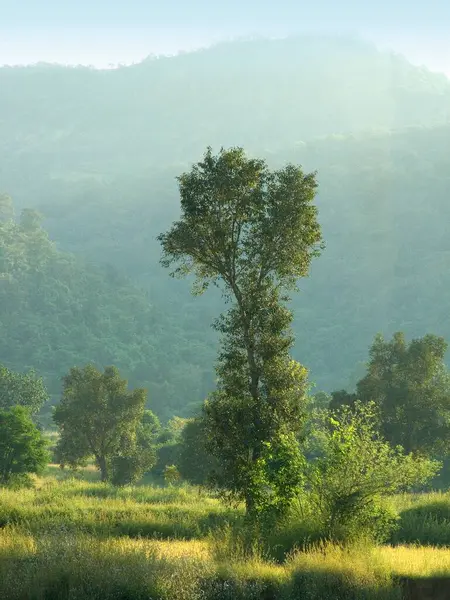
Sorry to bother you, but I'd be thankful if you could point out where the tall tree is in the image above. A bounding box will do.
[159,147,322,516]
[333,332,450,455]
[53,365,146,481]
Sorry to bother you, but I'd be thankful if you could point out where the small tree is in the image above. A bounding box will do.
[307,402,441,543]
[0,364,49,415]
[53,365,146,482]
[111,450,155,487]
[0,406,49,486]
[140,410,161,444]
[159,147,322,518]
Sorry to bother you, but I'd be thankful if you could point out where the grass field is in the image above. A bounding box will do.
[1,465,450,599]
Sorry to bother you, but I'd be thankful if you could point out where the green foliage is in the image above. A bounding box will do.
[153,442,182,479]
[111,450,156,487]
[53,365,146,481]
[0,363,48,415]
[164,464,181,486]
[177,417,220,486]
[141,409,162,440]
[0,406,49,486]
[306,402,441,543]
[242,432,306,526]
[333,332,450,455]
[0,203,213,421]
[159,146,321,517]
[110,409,160,486]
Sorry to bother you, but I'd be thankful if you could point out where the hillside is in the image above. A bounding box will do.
[21,123,450,396]
[1,35,450,414]
[0,207,216,420]
[2,35,450,204]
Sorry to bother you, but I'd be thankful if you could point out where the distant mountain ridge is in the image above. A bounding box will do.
[1,34,450,202]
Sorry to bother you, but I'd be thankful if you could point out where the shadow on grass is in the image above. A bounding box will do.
[393,501,450,546]
[0,505,242,541]
[397,576,450,600]
[0,559,405,600]
[44,463,100,482]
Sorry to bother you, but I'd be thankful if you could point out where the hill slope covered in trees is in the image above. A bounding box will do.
[1,35,450,415]
[0,206,216,419]
[16,124,449,394]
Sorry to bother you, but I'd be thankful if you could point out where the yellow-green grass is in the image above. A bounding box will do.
[390,492,450,547]
[2,469,450,598]
[1,527,450,599]
[0,471,241,540]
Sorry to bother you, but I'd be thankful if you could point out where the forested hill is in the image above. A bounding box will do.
[2,35,450,419]
[5,123,449,402]
[2,35,450,201]
[0,204,216,420]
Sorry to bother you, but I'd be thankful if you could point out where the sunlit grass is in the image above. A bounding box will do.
[1,472,450,598]
[2,528,450,599]
[376,545,450,577]
[0,475,240,541]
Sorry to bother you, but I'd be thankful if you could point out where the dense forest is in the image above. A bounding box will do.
[0,204,215,420]
[1,35,450,419]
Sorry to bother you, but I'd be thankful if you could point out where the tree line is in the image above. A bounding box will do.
[1,147,447,542]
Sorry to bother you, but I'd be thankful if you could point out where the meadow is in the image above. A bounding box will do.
[1,465,450,599]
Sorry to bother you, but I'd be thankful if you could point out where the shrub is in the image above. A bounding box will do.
[0,406,49,486]
[111,447,156,486]
[305,402,440,543]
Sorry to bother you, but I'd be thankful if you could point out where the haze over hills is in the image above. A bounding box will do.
[1,34,450,418]
[2,35,450,200]
[3,0,450,73]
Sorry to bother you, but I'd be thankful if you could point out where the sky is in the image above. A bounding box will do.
[1,0,450,74]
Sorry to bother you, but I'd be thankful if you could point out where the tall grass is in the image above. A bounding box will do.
[2,527,450,599]
[391,492,450,546]
[1,471,450,599]
[0,474,241,539]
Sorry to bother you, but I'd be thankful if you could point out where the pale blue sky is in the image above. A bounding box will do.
[1,0,449,74]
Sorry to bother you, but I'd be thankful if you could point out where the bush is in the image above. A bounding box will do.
[305,402,440,543]
[153,443,181,479]
[0,406,49,486]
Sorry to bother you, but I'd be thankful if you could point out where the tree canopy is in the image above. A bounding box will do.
[53,365,147,481]
[331,332,450,455]
[0,364,48,415]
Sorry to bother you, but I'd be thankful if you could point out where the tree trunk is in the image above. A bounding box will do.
[98,456,109,482]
